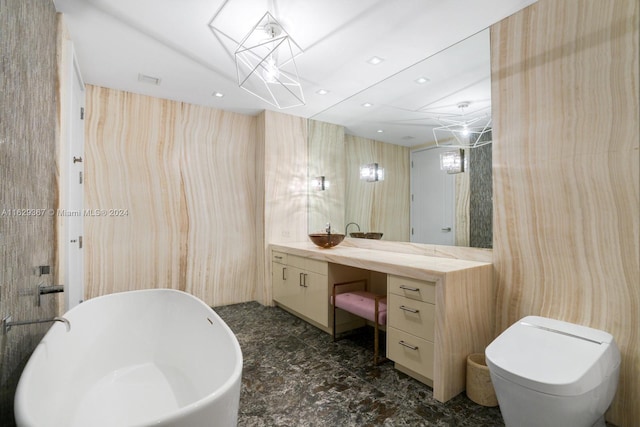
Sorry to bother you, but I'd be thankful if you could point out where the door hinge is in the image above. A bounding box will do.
[79,171,83,184]
[80,107,84,120]
[79,236,83,249]
[411,227,414,235]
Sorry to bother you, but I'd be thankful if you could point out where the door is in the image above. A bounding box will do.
[410,147,455,245]
[65,44,85,310]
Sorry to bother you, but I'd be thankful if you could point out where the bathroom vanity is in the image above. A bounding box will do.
[270,240,493,403]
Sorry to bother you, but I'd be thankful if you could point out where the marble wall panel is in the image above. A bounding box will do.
[84,86,259,306]
[260,110,308,304]
[0,0,58,423]
[177,102,258,305]
[307,120,345,234]
[85,87,184,297]
[344,135,410,242]
[491,0,639,425]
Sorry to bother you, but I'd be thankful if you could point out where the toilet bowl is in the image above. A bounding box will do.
[485,316,620,427]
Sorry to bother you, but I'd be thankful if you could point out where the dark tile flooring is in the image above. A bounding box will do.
[214,302,505,427]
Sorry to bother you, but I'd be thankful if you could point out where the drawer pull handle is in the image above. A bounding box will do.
[399,340,419,351]
[399,285,420,292]
[274,255,283,259]
[399,305,419,314]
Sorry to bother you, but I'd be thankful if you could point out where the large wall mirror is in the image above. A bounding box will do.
[308,29,493,248]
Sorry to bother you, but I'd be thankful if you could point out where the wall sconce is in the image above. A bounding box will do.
[360,163,385,182]
[440,149,465,174]
[312,176,329,191]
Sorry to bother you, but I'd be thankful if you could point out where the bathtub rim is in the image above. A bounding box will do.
[14,288,243,427]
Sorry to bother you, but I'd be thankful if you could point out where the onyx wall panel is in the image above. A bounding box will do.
[491,1,639,424]
[85,86,258,306]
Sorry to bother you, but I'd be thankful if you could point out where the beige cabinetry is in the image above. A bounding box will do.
[386,271,494,403]
[270,243,494,403]
[272,251,329,327]
[387,275,436,382]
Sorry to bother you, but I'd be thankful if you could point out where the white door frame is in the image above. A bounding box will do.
[61,41,85,310]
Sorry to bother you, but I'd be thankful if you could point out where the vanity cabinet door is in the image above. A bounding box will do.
[298,270,329,328]
[272,253,329,328]
[272,262,291,305]
[272,251,290,305]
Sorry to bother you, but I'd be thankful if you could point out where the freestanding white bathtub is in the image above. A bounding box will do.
[14,289,243,427]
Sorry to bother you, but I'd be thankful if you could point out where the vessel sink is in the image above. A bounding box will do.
[308,233,345,248]
[365,232,383,240]
[349,232,383,240]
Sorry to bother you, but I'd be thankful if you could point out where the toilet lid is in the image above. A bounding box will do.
[485,316,620,396]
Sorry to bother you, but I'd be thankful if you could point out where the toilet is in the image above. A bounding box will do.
[485,316,620,427]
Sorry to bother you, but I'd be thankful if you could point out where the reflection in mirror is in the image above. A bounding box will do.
[308,29,492,248]
[344,135,410,241]
[307,120,345,234]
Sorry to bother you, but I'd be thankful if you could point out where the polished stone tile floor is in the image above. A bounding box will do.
[214,302,505,427]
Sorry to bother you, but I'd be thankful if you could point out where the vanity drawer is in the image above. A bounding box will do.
[287,254,328,276]
[388,294,435,342]
[388,275,435,304]
[272,251,287,264]
[387,327,434,379]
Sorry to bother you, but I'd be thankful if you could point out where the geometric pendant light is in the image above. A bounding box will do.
[234,12,305,109]
[433,102,492,149]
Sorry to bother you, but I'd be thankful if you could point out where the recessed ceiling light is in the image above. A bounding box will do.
[415,77,430,84]
[316,89,329,95]
[366,56,384,65]
[377,129,384,133]
[138,73,161,86]
[362,102,373,108]
[212,91,225,98]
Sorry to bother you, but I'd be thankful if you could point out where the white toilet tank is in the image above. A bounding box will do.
[485,316,620,427]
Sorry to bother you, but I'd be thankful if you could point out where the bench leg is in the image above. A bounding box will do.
[332,286,337,342]
[373,298,388,366]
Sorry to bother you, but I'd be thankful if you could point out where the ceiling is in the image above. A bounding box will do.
[53,0,537,146]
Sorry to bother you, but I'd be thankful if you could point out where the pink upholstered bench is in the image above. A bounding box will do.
[332,280,387,365]
[333,291,387,325]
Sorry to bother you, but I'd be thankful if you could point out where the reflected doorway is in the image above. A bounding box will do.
[410,147,456,245]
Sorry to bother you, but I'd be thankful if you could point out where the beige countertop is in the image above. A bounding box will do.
[270,241,492,282]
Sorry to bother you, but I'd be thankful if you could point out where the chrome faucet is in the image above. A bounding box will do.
[38,283,64,306]
[345,222,360,236]
[53,317,71,332]
[2,316,71,334]
[325,222,332,234]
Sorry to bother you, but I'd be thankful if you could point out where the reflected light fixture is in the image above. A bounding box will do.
[235,12,305,109]
[440,149,465,174]
[312,176,329,191]
[360,163,384,182]
[433,102,492,149]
